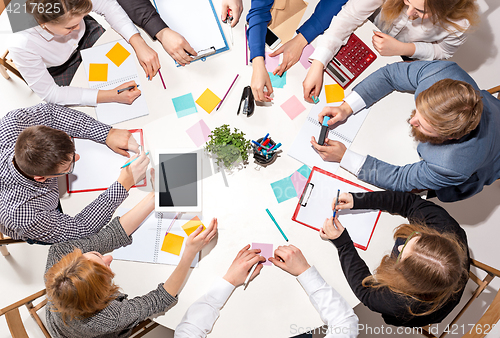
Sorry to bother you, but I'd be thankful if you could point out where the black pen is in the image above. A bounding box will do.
[117,84,139,94]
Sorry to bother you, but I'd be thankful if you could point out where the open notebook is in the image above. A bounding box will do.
[112,210,201,267]
[288,90,370,174]
[152,0,228,64]
[292,167,381,250]
[81,40,149,125]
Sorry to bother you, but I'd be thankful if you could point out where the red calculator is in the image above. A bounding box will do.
[325,33,376,89]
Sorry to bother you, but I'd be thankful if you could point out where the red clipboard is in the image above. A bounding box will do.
[66,129,146,193]
[292,167,381,250]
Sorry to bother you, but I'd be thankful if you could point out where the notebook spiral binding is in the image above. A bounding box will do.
[153,212,163,263]
[306,117,352,144]
[90,74,138,90]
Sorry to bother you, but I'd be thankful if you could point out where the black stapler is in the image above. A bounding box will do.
[237,86,255,117]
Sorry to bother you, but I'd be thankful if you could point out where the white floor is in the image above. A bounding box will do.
[1,1,500,337]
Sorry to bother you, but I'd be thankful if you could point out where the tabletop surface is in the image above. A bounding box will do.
[62,1,419,336]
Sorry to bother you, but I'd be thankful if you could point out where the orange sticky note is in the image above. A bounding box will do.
[196,89,221,114]
[88,63,108,82]
[182,216,205,236]
[106,42,131,67]
[161,233,184,256]
[324,84,345,103]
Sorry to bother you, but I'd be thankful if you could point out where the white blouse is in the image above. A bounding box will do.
[9,0,139,107]
[310,0,469,66]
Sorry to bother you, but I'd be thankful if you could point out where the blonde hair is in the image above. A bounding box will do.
[362,223,469,316]
[416,79,483,139]
[26,0,92,24]
[379,0,479,32]
[45,248,119,323]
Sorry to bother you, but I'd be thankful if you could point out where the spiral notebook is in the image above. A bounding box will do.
[81,40,149,125]
[288,90,370,174]
[112,210,200,267]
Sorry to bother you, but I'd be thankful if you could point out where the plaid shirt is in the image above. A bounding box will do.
[0,103,128,243]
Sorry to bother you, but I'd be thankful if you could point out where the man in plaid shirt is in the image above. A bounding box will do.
[0,103,149,244]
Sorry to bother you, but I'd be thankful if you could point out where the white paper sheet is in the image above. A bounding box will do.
[81,40,149,125]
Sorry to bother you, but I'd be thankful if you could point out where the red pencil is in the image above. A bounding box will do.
[216,74,239,111]
[158,69,166,89]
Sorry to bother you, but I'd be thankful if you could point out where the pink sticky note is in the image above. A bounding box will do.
[186,120,211,147]
[252,242,273,266]
[299,44,315,69]
[265,52,280,73]
[291,171,308,197]
[280,95,306,120]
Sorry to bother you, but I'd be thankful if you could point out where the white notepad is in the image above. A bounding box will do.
[113,210,200,267]
[292,167,381,250]
[81,40,149,125]
[288,90,370,174]
[66,130,145,193]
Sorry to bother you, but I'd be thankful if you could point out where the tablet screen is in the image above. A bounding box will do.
[159,153,198,207]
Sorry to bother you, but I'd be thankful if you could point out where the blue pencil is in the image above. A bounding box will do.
[120,151,150,169]
[265,208,288,242]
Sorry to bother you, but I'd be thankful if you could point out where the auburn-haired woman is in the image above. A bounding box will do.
[9,0,159,106]
[320,191,469,327]
[44,180,218,337]
[303,0,479,102]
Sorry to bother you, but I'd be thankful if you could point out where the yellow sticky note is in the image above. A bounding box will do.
[88,63,108,82]
[196,89,221,114]
[105,42,131,67]
[161,233,184,256]
[324,84,345,103]
[182,216,205,236]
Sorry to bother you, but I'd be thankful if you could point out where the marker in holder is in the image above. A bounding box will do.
[253,137,278,166]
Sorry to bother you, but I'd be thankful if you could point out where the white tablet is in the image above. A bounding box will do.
[155,149,202,212]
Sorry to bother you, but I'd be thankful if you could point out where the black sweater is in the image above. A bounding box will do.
[331,191,469,327]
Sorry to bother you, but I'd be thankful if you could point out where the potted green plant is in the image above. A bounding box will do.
[205,124,251,170]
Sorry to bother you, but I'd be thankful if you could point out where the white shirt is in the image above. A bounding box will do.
[310,0,469,65]
[9,0,139,107]
[174,266,359,338]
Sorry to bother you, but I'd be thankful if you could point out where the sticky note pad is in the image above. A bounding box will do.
[297,164,311,178]
[271,175,297,203]
[172,93,198,118]
[291,170,308,197]
[196,89,221,114]
[88,63,108,82]
[252,243,273,266]
[265,52,280,72]
[186,120,211,147]
[161,233,184,256]
[280,95,306,120]
[324,84,345,103]
[182,216,206,236]
[106,42,131,67]
[299,44,315,69]
[269,72,286,89]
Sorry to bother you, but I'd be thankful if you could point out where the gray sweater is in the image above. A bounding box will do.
[45,217,177,338]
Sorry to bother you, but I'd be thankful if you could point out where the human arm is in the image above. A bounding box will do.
[221,0,243,26]
[371,31,415,57]
[128,34,161,80]
[251,57,274,102]
[174,245,264,338]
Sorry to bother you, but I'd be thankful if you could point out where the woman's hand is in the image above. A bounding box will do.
[319,217,345,240]
[303,60,324,103]
[269,33,308,76]
[184,218,218,257]
[332,192,354,211]
[251,57,274,102]
[372,31,415,57]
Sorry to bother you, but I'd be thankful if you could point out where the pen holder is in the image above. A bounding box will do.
[253,137,278,166]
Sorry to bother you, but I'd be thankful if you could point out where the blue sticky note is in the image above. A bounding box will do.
[297,165,311,178]
[172,93,197,118]
[271,175,297,203]
[268,71,287,89]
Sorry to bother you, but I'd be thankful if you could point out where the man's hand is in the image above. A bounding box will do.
[372,31,415,57]
[303,60,324,103]
[221,0,243,27]
[129,34,160,80]
[320,217,344,240]
[106,128,140,157]
[117,151,150,191]
[270,33,308,76]
[311,137,347,162]
[223,245,265,287]
[332,192,354,211]
[184,218,218,258]
[251,57,274,102]
[156,28,197,66]
[269,245,311,277]
[318,103,353,126]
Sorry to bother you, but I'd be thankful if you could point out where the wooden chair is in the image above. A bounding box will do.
[0,232,25,257]
[0,289,51,338]
[487,85,500,99]
[421,259,500,338]
[130,318,160,338]
[0,50,25,82]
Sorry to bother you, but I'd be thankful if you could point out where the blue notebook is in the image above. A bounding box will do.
[152,0,229,64]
